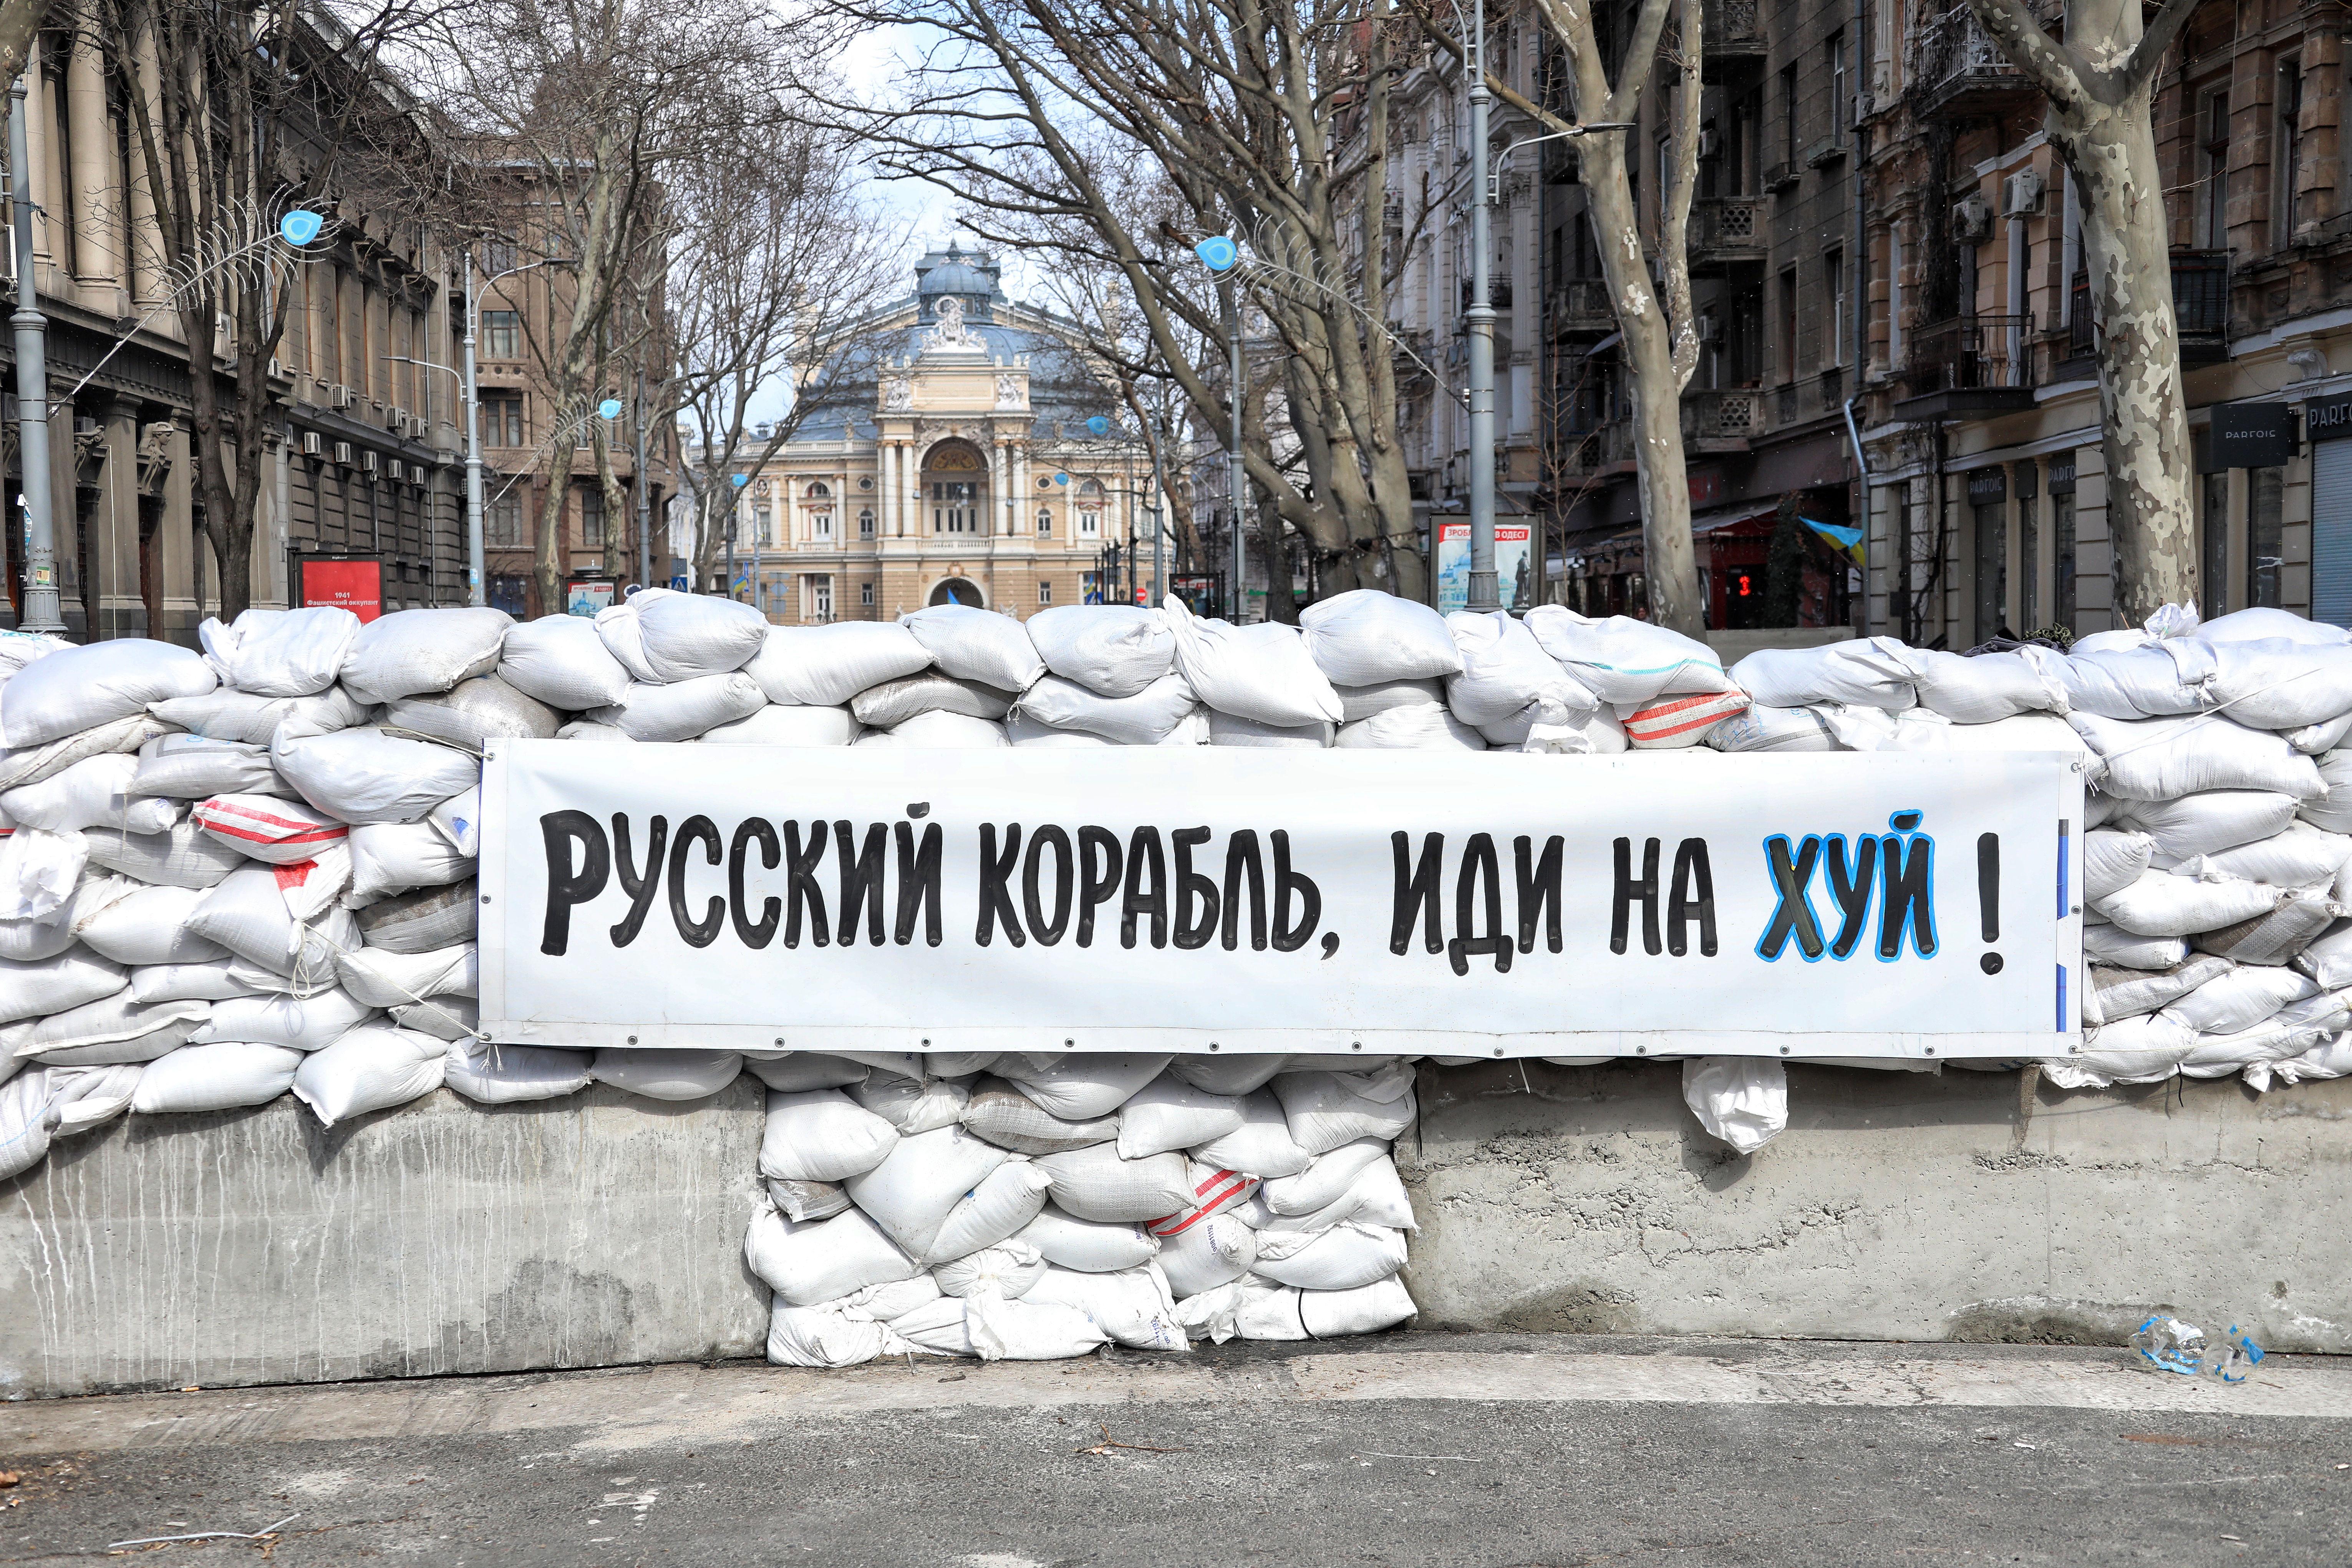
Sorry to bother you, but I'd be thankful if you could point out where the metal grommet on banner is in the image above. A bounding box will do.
[773,1037,784,1047]
[480,895,491,905]
[1350,1041,1363,1051]
[1924,1047,1937,1057]
[1208,1041,1220,1051]
[627,1034,638,1044]
[1063,1038,1074,1048]
[1635,1045,1648,1055]
[1779,1046,1790,1055]
[1491,1047,1502,1057]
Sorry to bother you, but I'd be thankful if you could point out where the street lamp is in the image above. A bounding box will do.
[1193,238,1247,623]
[461,252,549,607]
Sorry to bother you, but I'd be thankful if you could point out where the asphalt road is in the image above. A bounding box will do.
[3,1333,2348,1566]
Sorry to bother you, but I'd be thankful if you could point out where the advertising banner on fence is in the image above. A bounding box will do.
[479,745,2084,1058]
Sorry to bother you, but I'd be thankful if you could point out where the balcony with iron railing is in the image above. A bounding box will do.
[1895,312,2037,417]
[1548,278,1615,335]
[2067,250,2231,367]
[1690,198,1769,274]
[1702,0,1765,75]
[1907,6,2041,119]
[1684,388,1761,450]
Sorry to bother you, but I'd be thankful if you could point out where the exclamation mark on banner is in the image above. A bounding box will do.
[1977,832,2002,975]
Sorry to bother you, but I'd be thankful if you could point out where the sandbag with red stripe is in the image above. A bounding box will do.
[1146,1161,1261,1238]
[1613,690,1751,749]
[193,794,349,865]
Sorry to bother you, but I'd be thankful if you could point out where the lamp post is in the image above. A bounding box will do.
[9,78,58,634]
[1192,237,1248,622]
[461,252,549,607]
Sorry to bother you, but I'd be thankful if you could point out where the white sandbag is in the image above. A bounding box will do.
[588,1047,741,1101]
[2202,607,2350,646]
[193,793,349,864]
[83,817,242,888]
[1251,1150,1415,1234]
[2120,791,2302,860]
[2298,751,2352,834]
[995,1051,1171,1120]
[2289,711,2352,754]
[746,623,932,706]
[0,712,176,796]
[273,726,481,824]
[2178,1016,2329,1079]
[1298,590,1463,686]
[900,604,1046,692]
[0,827,88,920]
[46,1061,144,1135]
[2163,821,2352,888]
[130,961,270,1004]
[1523,608,1733,704]
[1252,1221,1408,1292]
[1702,703,1842,754]
[1907,648,2067,723]
[960,1076,1119,1154]
[1,639,217,748]
[1444,610,1596,728]
[132,1041,303,1114]
[1169,1054,1292,1096]
[390,996,479,1043]
[494,614,635,710]
[2084,830,2155,902]
[2051,1012,2197,1086]
[893,1291,1111,1360]
[1165,596,1342,727]
[0,947,127,1024]
[2084,956,2232,1026]
[2202,638,2352,730]
[2069,712,2321,801]
[1156,1211,1258,1296]
[73,885,225,965]
[0,904,77,963]
[1189,1089,1313,1177]
[128,735,285,801]
[594,588,767,684]
[766,1176,851,1220]
[1005,714,1119,746]
[1116,1076,1244,1159]
[747,1205,924,1308]
[0,1066,53,1178]
[2052,637,2216,719]
[149,685,372,747]
[1024,1262,1187,1350]
[1681,1056,1787,1154]
[1026,605,1174,696]
[428,789,481,857]
[855,710,1009,748]
[698,704,860,746]
[1885,713,2103,781]
[933,1241,1047,1299]
[0,630,68,677]
[2249,1034,2352,1089]
[1335,704,1487,750]
[347,820,473,903]
[2295,920,2352,988]
[2,754,174,835]
[2191,887,2341,966]
[845,1124,1008,1260]
[849,1070,970,1133]
[1299,1275,1417,1337]
[201,606,361,696]
[766,1303,912,1367]
[2092,869,2283,938]
[1209,711,1332,748]
[287,1024,448,1125]
[190,987,374,1052]
[1270,1062,1416,1155]
[1614,690,1750,749]
[760,1087,900,1182]
[2167,965,2317,1035]
[1012,673,1198,745]
[383,674,559,750]
[182,870,352,979]
[442,1039,591,1104]
[1334,677,1447,723]
[16,991,208,1064]
[350,879,476,954]
[556,720,635,743]
[925,1160,1057,1262]
[338,608,511,704]
[1014,1204,1161,1273]
[1728,638,1920,712]
[746,1052,869,1092]
[1258,1137,1388,1216]
[2083,920,2189,970]
[1144,1160,1260,1237]
[850,671,1016,728]
[1031,1143,1193,1222]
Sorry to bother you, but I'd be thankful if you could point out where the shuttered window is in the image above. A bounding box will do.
[2313,440,2352,627]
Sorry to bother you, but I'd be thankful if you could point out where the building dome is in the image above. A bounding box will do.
[915,243,999,322]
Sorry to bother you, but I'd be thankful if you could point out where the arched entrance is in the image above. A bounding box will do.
[921,439,990,536]
[928,577,985,608]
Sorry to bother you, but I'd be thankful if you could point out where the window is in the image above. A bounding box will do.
[482,394,523,448]
[806,481,831,500]
[581,488,605,550]
[487,492,524,547]
[484,240,518,276]
[858,508,874,539]
[752,506,771,546]
[1780,64,1798,166]
[1038,580,1053,605]
[489,573,527,615]
[1079,509,1100,538]
[1826,248,1845,365]
[1829,30,1846,143]
[861,581,875,607]
[811,575,834,622]
[932,481,976,533]
[1777,267,1798,385]
[2054,489,2077,632]
[2200,87,2230,250]
[812,509,833,541]
[483,309,521,360]
[1973,494,2008,643]
[2249,466,2283,608]
[1036,509,1053,536]
[2275,58,2304,247]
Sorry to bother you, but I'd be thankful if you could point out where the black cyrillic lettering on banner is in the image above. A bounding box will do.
[782,821,830,948]
[608,813,668,946]
[1391,832,1445,955]
[835,821,889,946]
[1879,824,1938,960]
[1122,826,1168,949]
[1023,825,1074,945]
[539,810,608,956]
[666,815,724,949]
[1515,834,1564,954]
[893,820,943,947]
[1667,838,1717,957]
[1221,831,1267,951]
[976,823,1027,948]
[1823,835,1878,959]
[1611,837,1662,956]
[1172,827,1220,950]
[728,818,781,949]
[1449,832,1512,975]
[1076,826,1123,948]
[1271,831,1320,953]
[1757,835,1825,961]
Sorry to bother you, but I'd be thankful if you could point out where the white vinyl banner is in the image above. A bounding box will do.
[478,744,2085,1058]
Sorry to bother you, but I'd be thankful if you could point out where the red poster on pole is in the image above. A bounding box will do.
[299,558,383,622]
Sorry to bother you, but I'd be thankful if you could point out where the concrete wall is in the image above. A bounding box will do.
[0,1083,767,1399]
[1400,1061,2352,1354]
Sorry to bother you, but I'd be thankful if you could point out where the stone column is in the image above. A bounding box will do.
[94,398,141,639]
[994,438,1010,535]
[128,20,165,305]
[1508,173,1537,441]
[66,32,116,308]
[153,419,198,640]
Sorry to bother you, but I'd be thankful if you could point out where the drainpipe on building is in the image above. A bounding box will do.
[10,77,63,635]
[1851,0,1871,637]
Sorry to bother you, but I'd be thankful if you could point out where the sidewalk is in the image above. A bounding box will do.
[3,1333,2345,1565]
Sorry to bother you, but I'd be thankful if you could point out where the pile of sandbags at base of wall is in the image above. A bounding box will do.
[1709,602,2352,1095]
[747,1051,1419,1365]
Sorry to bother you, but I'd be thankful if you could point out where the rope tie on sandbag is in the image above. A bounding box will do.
[292,911,489,1043]
[2077,664,2352,781]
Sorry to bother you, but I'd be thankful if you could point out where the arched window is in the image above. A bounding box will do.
[1036,509,1053,537]
[806,481,832,499]
[858,508,875,540]
[1078,478,1104,498]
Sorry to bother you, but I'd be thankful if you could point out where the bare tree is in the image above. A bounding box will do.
[1959,0,2200,624]
[1421,0,1705,634]
[0,0,55,89]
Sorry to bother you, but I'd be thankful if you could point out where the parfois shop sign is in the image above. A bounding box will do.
[478,746,2084,1057]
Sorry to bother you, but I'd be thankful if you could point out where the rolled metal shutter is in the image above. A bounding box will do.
[2314,440,2352,627]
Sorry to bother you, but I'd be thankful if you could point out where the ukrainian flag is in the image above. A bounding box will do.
[1803,517,1865,567]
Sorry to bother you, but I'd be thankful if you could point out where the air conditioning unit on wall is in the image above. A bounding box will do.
[2001,171,2046,218]
[300,431,322,457]
[332,441,352,467]
[329,384,358,409]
